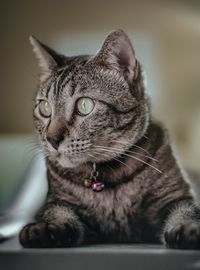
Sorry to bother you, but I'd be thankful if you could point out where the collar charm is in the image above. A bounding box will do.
[83,163,105,192]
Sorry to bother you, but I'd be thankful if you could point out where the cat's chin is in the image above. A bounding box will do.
[57,154,87,168]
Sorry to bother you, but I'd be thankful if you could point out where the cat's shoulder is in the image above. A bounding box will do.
[148,120,170,141]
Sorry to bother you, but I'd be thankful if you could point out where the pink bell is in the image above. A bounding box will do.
[92,180,105,192]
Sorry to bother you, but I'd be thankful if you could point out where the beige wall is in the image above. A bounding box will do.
[1,1,200,171]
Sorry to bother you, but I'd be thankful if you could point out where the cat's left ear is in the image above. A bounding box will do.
[29,36,65,79]
[92,29,138,83]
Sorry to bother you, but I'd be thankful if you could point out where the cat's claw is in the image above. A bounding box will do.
[19,222,81,248]
[164,223,200,249]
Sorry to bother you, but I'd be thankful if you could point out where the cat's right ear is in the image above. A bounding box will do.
[29,36,64,80]
[89,30,139,84]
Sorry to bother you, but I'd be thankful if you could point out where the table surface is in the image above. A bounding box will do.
[0,237,200,270]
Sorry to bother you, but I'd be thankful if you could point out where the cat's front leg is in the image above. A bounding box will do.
[163,201,200,249]
[19,204,84,248]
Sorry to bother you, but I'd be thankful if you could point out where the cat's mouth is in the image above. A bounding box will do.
[55,139,92,168]
[54,139,124,168]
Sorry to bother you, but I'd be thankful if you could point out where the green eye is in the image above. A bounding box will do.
[38,100,52,117]
[77,97,95,115]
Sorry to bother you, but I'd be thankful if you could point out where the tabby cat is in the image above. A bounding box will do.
[20,30,200,249]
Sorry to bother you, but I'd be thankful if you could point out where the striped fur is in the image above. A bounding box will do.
[20,30,200,249]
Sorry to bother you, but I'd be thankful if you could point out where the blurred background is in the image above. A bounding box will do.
[0,0,200,212]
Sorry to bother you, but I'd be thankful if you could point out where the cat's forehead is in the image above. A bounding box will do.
[38,60,136,111]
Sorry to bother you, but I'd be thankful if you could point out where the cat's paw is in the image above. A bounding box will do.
[19,222,83,248]
[164,223,200,249]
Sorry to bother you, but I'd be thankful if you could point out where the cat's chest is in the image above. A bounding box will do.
[50,172,145,233]
[65,181,142,231]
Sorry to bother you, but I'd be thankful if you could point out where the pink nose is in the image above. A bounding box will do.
[47,134,64,150]
[47,117,68,150]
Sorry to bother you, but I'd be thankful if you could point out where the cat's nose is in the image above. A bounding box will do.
[46,117,68,150]
[47,134,64,150]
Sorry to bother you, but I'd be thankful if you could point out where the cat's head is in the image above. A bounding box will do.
[31,30,150,168]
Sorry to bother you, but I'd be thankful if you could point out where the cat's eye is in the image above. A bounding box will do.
[38,100,52,118]
[77,97,95,116]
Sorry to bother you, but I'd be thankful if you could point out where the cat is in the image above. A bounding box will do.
[19,29,200,249]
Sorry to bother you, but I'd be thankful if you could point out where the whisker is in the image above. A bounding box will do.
[111,139,153,157]
[91,149,132,171]
[94,147,162,174]
[94,144,158,162]
[24,143,49,159]
[87,152,116,174]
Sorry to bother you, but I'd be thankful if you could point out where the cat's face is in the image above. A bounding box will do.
[32,30,150,168]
